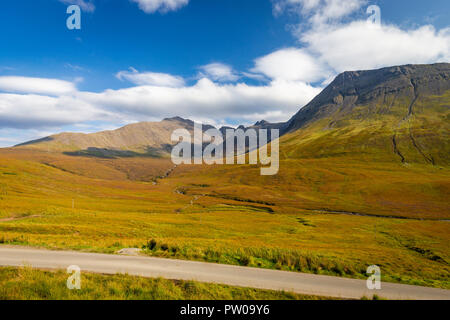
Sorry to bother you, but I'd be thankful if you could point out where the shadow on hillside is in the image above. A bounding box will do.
[63,147,170,159]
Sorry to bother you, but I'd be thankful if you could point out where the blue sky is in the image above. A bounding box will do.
[0,0,449,146]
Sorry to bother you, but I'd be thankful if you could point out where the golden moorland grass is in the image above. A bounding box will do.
[0,267,324,300]
[0,150,448,289]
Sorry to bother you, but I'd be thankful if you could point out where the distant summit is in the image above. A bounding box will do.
[254,120,269,126]
[163,116,194,125]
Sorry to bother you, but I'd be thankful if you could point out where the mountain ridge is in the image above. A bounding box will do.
[13,63,450,163]
[283,63,450,134]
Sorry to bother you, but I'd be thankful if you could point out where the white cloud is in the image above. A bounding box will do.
[81,77,320,123]
[0,73,321,130]
[0,76,77,96]
[302,22,450,73]
[300,0,321,12]
[241,72,268,82]
[273,0,365,23]
[251,48,330,83]
[311,0,365,25]
[0,93,112,129]
[59,0,95,12]
[199,63,240,82]
[272,0,450,75]
[116,68,185,87]
[131,0,189,13]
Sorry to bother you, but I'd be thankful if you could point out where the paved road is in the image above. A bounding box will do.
[0,247,449,300]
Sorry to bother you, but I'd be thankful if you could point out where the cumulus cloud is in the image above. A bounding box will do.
[0,73,320,130]
[309,0,365,25]
[272,0,450,75]
[116,68,185,87]
[83,78,320,122]
[302,22,450,73]
[0,76,77,96]
[131,0,189,13]
[251,48,330,83]
[0,93,113,129]
[59,0,95,12]
[198,63,240,82]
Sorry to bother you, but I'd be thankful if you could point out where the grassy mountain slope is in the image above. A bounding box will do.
[282,64,450,166]
[16,117,212,157]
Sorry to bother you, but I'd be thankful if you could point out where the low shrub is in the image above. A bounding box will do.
[143,239,157,250]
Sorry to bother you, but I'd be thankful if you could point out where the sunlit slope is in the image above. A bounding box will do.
[281,88,450,166]
[282,63,450,164]
[15,117,207,157]
[0,148,174,181]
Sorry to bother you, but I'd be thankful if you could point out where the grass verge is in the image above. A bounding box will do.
[0,267,330,300]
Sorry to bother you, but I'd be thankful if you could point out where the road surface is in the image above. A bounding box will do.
[0,246,449,300]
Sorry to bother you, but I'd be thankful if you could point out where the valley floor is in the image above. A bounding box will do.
[0,149,449,291]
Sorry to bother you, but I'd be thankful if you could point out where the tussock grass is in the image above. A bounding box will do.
[0,267,326,300]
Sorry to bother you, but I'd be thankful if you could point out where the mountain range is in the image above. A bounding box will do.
[14,63,450,165]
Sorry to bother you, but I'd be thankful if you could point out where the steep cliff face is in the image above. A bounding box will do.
[283,63,450,133]
[279,63,450,166]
